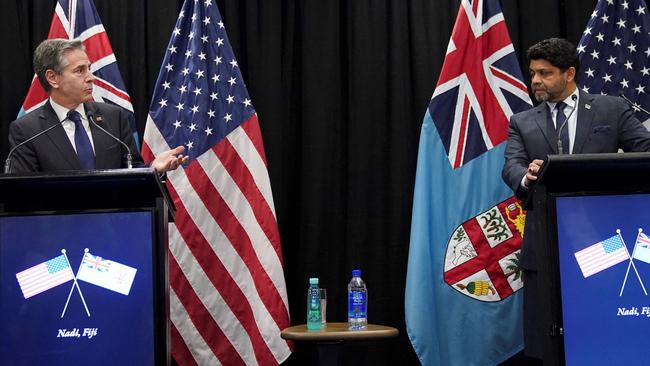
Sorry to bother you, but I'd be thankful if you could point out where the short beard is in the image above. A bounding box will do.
[535,91,549,102]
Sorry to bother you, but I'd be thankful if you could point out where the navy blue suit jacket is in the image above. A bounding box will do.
[8,101,143,173]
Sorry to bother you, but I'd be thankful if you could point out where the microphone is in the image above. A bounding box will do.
[4,117,67,174]
[557,94,578,155]
[86,110,133,169]
[620,93,650,116]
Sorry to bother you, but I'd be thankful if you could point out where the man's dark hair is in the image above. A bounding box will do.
[33,39,85,93]
[527,38,579,73]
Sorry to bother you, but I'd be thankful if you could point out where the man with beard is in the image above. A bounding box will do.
[502,38,650,363]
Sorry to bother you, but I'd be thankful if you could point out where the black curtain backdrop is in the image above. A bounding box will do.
[0,1,596,364]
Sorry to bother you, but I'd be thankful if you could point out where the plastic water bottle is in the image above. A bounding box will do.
[306,278,322,330]
[348,269,367,330]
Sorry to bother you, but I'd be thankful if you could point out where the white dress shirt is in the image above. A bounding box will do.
[520,89,580,189]
[49,98,96,153]
[546,89,579,154]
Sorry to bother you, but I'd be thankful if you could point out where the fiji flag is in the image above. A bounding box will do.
[405,1,532,365]
[76,252,137,295]
[18,0,139,146]
[633,232,650,264]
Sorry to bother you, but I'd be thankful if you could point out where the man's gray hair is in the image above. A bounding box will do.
[33,39,86,93]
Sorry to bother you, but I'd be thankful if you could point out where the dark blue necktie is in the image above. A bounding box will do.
[555,102,570,154]
[67,110,95,169]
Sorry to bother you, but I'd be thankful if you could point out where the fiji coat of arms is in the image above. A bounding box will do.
[443,196,525,302]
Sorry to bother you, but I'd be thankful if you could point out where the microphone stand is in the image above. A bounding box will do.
[87,111,133,169]
[557,94,579,155]
[4,118,67,174]
[620,93,650,116]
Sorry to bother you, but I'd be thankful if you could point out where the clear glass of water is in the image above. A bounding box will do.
[319,288,327,326]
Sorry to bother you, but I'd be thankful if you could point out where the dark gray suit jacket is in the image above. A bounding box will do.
[503,91,650,269]
[502,91,650,361]
[8,101,143,173]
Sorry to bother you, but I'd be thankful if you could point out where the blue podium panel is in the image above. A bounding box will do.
[556,194,650,366]
[0,211,155,365]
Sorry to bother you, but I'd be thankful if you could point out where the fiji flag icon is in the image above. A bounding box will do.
[76,252,137,295]
[632,232,650,264]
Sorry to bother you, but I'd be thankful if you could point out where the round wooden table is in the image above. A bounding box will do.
[281,323,398,365]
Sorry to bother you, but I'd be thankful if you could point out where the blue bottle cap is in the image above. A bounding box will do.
[352,269,361,277]
[309,278,319,285]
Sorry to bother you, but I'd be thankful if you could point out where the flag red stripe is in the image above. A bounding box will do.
[491,66,528,94]
[82,32,114,64]
[166,179,279,365]
[472,0,479,15]
[48,11,69,39]
[184,157,289,330]
[169,254,245,365]
[240,114,268,165]
[141,141,155,163]
[170,322,198,366]
[22,79,48,112]
[93,78,132,102]
[454,98,471,167]
[214,134,284,265]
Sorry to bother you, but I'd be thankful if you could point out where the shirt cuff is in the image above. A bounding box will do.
[520,174,528,190]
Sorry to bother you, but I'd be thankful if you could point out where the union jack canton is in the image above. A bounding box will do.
[19,0,139,144]
[428,0,531,168]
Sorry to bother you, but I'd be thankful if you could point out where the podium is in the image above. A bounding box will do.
[0,169,172,365]
[532,152,650,366]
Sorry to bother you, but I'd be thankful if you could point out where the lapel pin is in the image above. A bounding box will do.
[585,104,591,110]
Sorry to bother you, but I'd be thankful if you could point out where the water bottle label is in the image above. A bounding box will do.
[309,294,320,310]
[307,287,322,328]
[348,291,366,318]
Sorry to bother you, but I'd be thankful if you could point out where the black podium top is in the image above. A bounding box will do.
[0,168,174,217]
[537,152,650,195]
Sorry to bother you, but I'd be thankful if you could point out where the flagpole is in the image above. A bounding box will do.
[630,229,648,295]
[60,249,91,318]
[619,229,637,296]
[68,0,77,40]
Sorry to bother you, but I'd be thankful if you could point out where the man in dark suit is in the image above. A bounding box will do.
[502,38,650,363]
[8,38,188,173]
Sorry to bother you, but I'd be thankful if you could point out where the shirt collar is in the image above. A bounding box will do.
[546,89,579,112]
[49,98,87,123]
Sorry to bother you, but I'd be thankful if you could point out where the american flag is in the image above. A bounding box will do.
[428,0,531,169]
[16,254,74,299]
[577,0,650,123]
[18,0,139,145]
[142,0,291,365]
[575,235,630,278]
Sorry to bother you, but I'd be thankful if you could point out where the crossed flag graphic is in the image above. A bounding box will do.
[15,248,137,317]
[574,229,650,296]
